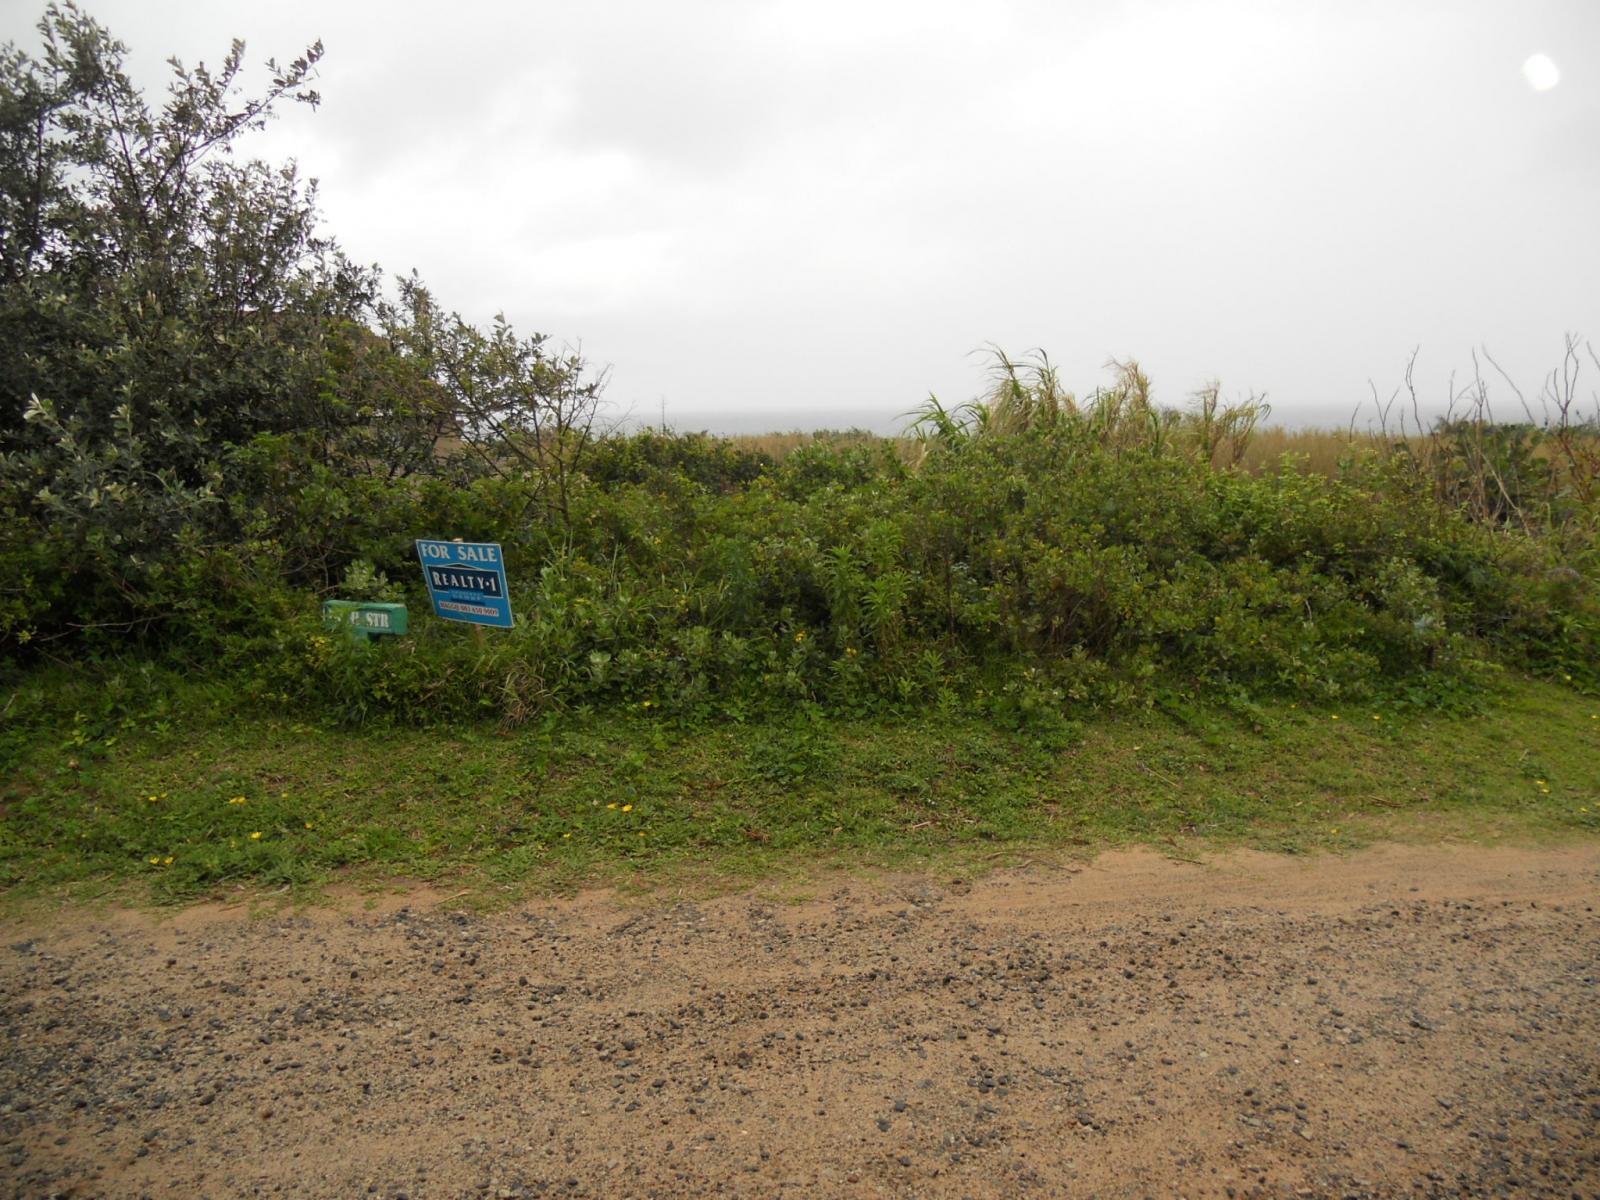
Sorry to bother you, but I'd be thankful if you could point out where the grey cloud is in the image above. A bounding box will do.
[3,0,1597,429]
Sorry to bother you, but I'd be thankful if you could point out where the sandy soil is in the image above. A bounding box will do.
[2,842,1598,1199]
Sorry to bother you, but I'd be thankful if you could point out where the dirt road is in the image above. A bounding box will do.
[2,843,1598,1199]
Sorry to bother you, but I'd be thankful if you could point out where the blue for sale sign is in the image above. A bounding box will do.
[415,539,514,629]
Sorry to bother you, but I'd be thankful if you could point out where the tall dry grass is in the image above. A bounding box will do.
[733,425,1375,475]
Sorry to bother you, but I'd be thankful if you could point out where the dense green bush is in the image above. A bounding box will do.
[1,7,1594,727]
[5,396,1596,725]
[150,420,1587,728]
[584,430,772,493]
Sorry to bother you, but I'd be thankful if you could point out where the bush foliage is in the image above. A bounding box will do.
[1,6,1596,728]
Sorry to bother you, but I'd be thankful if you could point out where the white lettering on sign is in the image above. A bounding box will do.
[418,542,500,563]
[438,600,499,617]
[427,567,503,597]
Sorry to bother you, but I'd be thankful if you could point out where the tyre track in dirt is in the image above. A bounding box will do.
[2,843,1598,1199]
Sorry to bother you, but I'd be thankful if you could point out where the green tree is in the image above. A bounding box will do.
[0,4,603,651]
[0,4,363,637]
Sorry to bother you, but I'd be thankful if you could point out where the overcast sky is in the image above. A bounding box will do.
[5,0,1597,431]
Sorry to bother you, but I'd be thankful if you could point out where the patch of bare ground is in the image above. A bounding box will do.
[2,843,1598,1198]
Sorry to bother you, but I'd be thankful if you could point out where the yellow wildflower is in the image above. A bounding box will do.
[622,804,633,813]
[606,803,617,810]
[249,831,262,840]
[148,856,159,865]
[163,857,173,866]
[562,832,572,839]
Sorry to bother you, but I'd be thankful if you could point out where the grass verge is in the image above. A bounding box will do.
[1,677,1597,906]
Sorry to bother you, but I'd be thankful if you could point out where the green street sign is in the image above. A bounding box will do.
[321,600,408,642]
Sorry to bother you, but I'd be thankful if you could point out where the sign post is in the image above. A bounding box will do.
[415,539,514,630]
